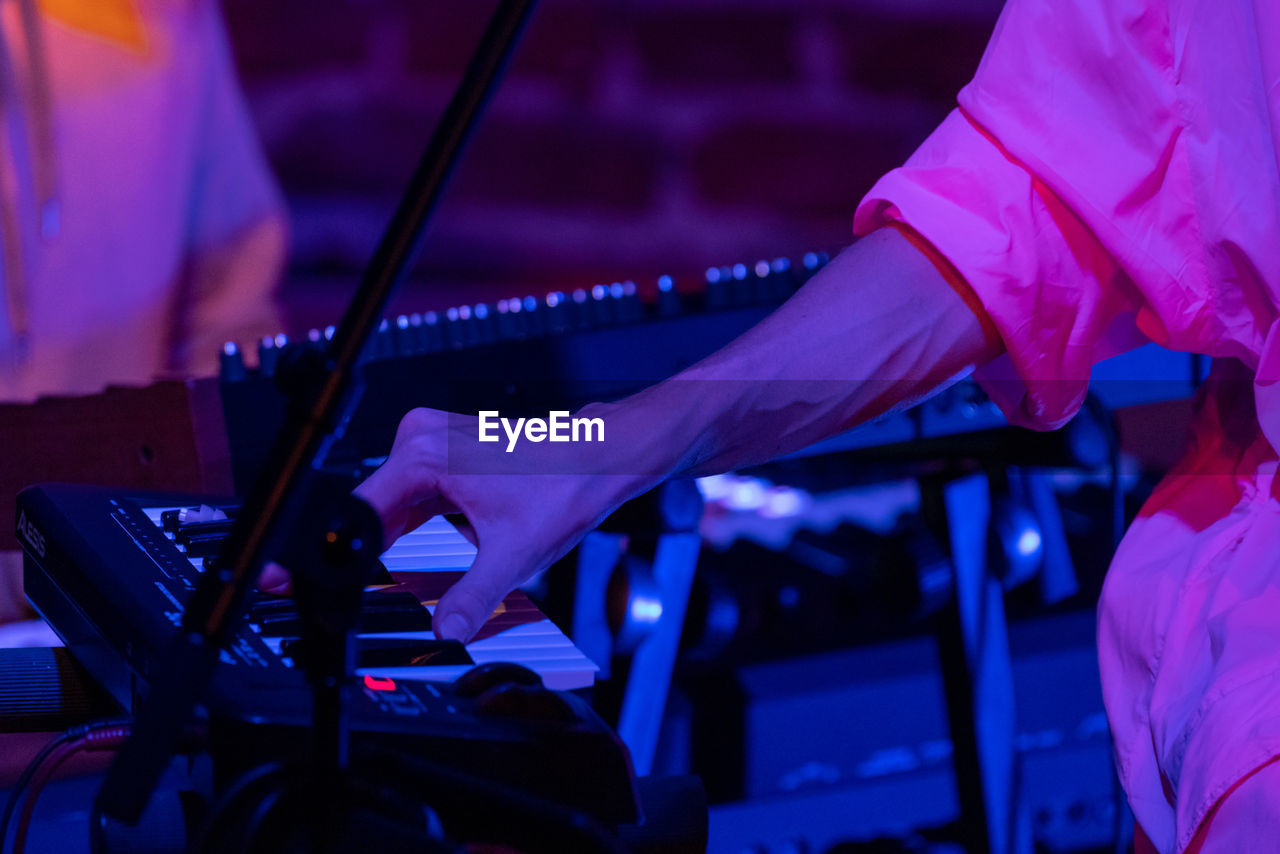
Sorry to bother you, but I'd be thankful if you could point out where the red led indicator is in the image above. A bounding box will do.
[363,675,397,692]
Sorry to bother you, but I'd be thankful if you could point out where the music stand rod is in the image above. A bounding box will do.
[94,0,538,826]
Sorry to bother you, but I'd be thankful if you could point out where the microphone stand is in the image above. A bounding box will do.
[91,0,538,847]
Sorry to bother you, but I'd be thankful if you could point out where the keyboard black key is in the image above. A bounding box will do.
[281,638,472,669]
[249,590,433,637]
[175,529,230,558]
[175,519,236,540]
[366,559,395,586]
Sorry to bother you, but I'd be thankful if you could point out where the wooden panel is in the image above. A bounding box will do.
[0,379,232,551]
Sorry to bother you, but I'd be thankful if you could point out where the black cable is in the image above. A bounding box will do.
[14,725,130,854]
[1,718,130,854]
[188,761,285,854]
[0,731,73,852]
[235,788,282,854]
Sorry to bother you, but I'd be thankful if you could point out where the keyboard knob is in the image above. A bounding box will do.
[588,285,614,326]
[656,275,681,316]
[496,299,526,339]
[520,295,546,336]
[751,260,772,303]
[705,266,729,309]
[257,335,282,377]
[444,306,467,348]
[451,661,543,698]
[370,319,392,360]
[567,289,591,329]
[392,315,417,355]
[543,292,569,334]
[422,311,444,351]
[219,342,246,382]
[473,683,577,723]
[472,303,496,343]
[769,257,796,300]
[616,280,643,322]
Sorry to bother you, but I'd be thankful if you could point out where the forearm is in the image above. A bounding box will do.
[605,226,1004,480]
[356,227,1006,641]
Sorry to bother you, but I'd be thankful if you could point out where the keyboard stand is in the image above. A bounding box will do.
[924,471,1033,854]
[573,482,704,776]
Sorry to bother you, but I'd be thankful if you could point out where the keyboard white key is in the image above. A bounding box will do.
[144,505,598,689]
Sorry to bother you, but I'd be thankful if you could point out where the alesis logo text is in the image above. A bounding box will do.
[17,510,45,558]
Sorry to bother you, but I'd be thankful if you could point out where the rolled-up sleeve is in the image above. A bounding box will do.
[853,0,1231,431]
[855,108,1142,429]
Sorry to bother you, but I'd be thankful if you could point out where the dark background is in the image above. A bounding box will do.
[220,0,1002,336]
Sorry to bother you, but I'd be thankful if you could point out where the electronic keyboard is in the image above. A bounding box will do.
[15,483,635,825]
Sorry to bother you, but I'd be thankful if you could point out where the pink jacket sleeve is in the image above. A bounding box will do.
[854,0,1280,431]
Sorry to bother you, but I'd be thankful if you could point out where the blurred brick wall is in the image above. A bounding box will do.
[221,0,1002,336]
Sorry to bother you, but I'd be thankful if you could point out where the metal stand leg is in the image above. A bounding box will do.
[926,472,1032,854]
[571,482,704,776]
[1020,469,1079,605]
[573,531,628,681]
[616,531,700,776]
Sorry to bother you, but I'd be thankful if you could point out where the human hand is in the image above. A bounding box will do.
[354,406,659,642]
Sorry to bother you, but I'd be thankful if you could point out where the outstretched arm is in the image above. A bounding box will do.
[354,225,1004,641]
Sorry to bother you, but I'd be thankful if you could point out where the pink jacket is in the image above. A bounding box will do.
[855,0,1280,850]
[0,0,283,401]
